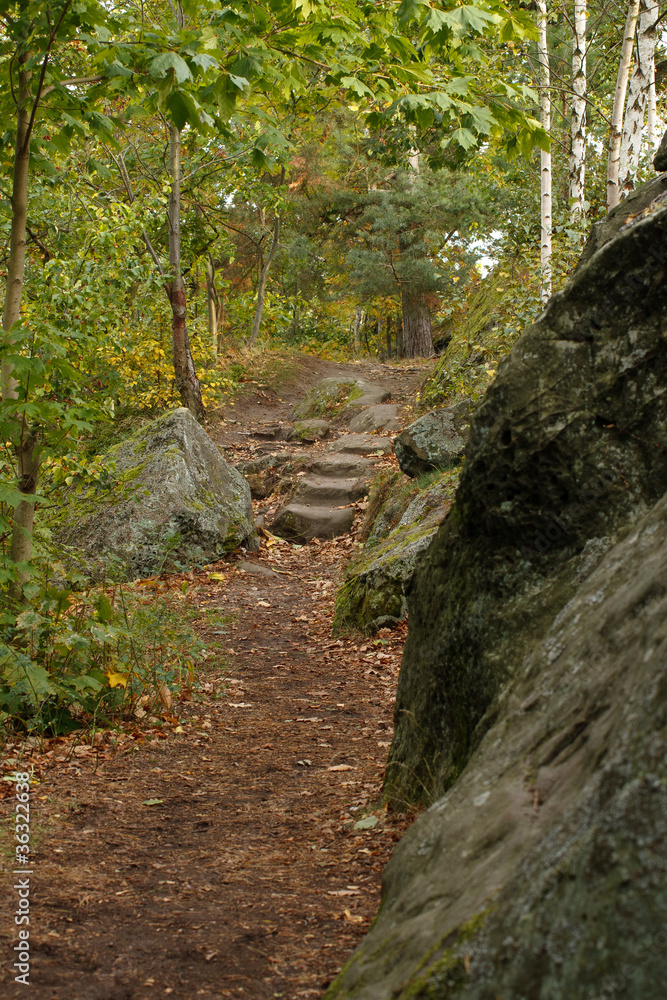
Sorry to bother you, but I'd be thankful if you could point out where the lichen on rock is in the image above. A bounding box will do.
[58,407,257,579]
[333,470,458,634]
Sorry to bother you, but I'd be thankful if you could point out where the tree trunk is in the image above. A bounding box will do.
[647,57,659,155]
[205,254,219,356]
[537,0,552,302]
[248,213,280,346]
[619,0,658,196]
[2,60,31,397]
[2,60,39,593]
[352,306,363,354]
[386,316,392,359]
[401,289,434,357]
[396,312,404,358]
[166,124,205,421]
[608,0,641,209]
[569,0,587,217]
[10,428,39,567]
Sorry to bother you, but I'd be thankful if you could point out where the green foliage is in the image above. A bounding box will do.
[0,566,207,736]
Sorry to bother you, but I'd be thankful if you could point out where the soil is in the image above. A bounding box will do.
[0,354,433,1000]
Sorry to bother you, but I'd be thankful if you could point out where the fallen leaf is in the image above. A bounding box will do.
[107,671,128,689]
[353,816,379,830]
[157,683,172,710]
[328,764,354,772]
[142,798,164,807]
[343,908,363,923]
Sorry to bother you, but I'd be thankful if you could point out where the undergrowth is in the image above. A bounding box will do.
[0,558,218,740]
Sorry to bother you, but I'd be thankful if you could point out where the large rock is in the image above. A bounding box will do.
[577,172,667,267]
[653,126,667,171]
[294,377,390,421]
[386,202,667,809]
[325,491,667,1000]
[333,475,454,634]
[59,408,256,577]
[393,402,471,477]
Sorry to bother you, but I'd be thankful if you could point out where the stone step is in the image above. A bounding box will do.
[293,476,366,506]
[272,503,355,543]
[348,404,401,433]
[310,455,372,478]
[326,433,393,456]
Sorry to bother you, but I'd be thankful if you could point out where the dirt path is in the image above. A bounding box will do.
[0,356,430,999]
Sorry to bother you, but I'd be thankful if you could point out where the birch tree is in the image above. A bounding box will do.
[619,0,659,196]
[537,0,552,302]
[569,0,587,217]
[607,0,641,209]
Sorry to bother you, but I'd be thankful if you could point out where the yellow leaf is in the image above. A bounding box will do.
[107,671,128,688]
[208,572,226,582]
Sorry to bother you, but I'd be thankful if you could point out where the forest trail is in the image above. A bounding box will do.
[0,355,431,1000]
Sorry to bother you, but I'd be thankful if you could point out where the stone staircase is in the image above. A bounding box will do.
[271,434,394,543]
[270,376,399,544]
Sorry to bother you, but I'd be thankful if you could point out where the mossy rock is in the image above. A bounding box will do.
[57,407,257,579]
[294,378,390,421]
[287,418,330,442]
[333,471,458,634]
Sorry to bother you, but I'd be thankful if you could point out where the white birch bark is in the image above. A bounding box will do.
[647,61,659,155]
[537,0,552,302]
[619,0,658,196]
[607,0,640,209]
[569,0,587,216]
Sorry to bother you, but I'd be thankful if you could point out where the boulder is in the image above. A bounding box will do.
[326,491,667,1000]
[348,404,402,433]
[386,199,667,810]
[286,418,330,442]
[293,377,390,421]
[58,408,256,578]
[653,126,667,171]
[333,475,454,634]
[271,504,355,543]
[393,401,472,477]
[577,172,667,268]
[325,179,667,1000]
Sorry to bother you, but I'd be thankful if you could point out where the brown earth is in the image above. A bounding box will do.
[0,356,433,1000]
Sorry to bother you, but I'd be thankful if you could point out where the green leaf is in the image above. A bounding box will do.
[97,594,114,623]
[448,127,478,151]
[142,798,164,807]
[149,52,192,85]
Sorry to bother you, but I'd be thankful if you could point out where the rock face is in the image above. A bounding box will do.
[393,402,471,477]
[653,126,667,171]
[387,202,667,808]
[326,492,667,1000]
[59,408,256,577]
[325,185,667,1000]
[577,172,667,267]
[334,473,456,634]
